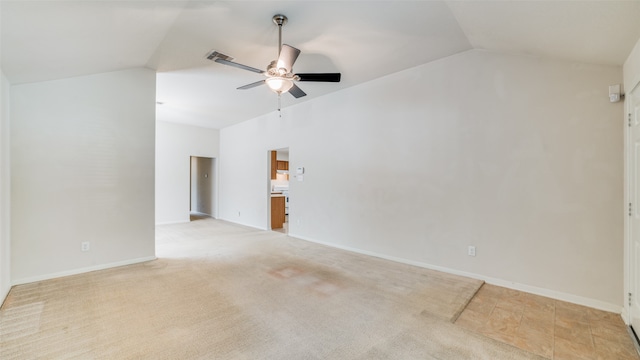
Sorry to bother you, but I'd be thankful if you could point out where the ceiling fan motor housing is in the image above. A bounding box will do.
[267,61,299,80]
[272,14,288,26]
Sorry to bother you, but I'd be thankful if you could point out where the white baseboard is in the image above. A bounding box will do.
[218,217,268,231]
[484,279,623,315]
[11,256,157,286]
[623,307,631,325]
[0,283,10,308]
[155,220,189,225]
[289,233,623,314]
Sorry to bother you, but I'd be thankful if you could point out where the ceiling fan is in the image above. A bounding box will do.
[206,14,341,99]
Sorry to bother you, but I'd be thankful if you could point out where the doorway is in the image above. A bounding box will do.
[269,148,289,233]
[190,156,215,220]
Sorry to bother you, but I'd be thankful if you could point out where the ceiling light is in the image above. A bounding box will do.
[265,77,293,94]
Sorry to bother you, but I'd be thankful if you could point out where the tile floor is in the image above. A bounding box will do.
[455,284,639,359]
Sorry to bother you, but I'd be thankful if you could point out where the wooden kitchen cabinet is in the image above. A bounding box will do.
[271,196,286,229]
[270,151,277,180]
[276,160,289,171]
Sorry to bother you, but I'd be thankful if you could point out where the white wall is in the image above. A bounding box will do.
[0,70,10,304]
[0,2,10,305]
[276,151,289,162]
[156,121,219,224]
[220,49,624,310]
[11,68,156,284]
[624,37,640,93]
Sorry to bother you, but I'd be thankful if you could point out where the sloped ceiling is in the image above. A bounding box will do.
[2,1,640,129]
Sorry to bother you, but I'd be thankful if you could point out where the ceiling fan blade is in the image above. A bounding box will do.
[237,80,266,90]
[288,84,307,98]
[277,44,301,73]
[214,58,265,74]
[296,73,341,82]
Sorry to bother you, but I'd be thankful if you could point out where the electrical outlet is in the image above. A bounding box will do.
[81,241,90,252]
[468,246,476,257]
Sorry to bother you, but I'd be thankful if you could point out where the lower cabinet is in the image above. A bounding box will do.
[271,196,285,229]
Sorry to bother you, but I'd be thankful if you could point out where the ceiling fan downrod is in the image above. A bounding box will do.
[273,14,287,57]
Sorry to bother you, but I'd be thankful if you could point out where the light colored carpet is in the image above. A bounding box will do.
[0,219,544,359]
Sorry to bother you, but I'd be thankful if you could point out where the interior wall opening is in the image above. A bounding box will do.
[269,148,289,233]
[190,156,215,221]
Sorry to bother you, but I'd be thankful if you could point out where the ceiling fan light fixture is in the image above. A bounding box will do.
[266,77,293,94]
[207,14,340,100]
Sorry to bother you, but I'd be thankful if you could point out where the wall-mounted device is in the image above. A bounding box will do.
[296,167,304,175]
[609,84,624,103]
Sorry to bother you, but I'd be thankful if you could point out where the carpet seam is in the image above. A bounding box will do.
[449,280,485,323]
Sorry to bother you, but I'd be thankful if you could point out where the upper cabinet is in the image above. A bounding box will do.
[271,151,277,180]
[276,161,289,171]
[271,150,289,180]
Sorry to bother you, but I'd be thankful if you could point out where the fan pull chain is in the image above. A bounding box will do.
[278,93,282,117]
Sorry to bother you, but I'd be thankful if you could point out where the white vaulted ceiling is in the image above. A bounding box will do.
[2,1,640,129]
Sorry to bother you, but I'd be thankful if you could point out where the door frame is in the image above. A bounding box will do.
[626,82,640,326]
[626,82,640,357]
[189,155,217,219]
[268,147,290,232]
[267,150,273,230]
